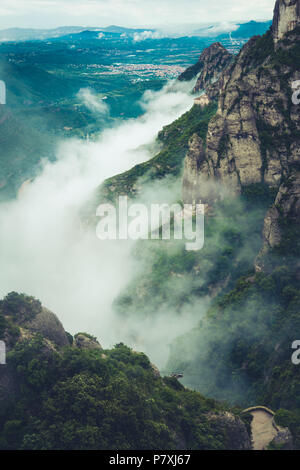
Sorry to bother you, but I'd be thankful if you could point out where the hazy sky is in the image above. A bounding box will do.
[0,0,275,30]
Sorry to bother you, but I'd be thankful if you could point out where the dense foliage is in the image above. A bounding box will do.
[95,102,217,204]
[0,296,244,450]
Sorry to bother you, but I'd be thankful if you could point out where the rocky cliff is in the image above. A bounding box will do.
[181,1,300,271]
[255,171,300,271]
[182,134,207,204]
[183,32,300,199]
[182,0,300,196]
[272,0,300,44]
[193,43,233,96]
[178,42,233,97]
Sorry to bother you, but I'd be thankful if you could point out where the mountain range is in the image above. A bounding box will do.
[0,20,271,43]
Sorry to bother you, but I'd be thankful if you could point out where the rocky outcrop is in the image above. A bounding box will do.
[182,16,300,205]
[74,333,102,350]
[255,172,300,271]
[181,0,300,279]
[206,411,252,450]
[182,134,208,204]
[193,43,234,96]
[25,307,69,348]
[178,42,233,99]
[272,0,300,44]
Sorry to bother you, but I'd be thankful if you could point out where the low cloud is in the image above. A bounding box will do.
[0,79,194,351]
[77,88,109,115]
[193,21,239,37]
[133,30,164,42]
[0,0,274,30]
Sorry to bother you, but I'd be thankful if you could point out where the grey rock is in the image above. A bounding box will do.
[25,307,69,348]
[256,172,300,271]
[74,333,102,350]
[272,0,300,44]
[182,8,300,206]
[271,427,294,449]
[207,411,252,450]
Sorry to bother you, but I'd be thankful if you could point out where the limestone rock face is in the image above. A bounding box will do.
[182,24,300,206]
[272,0,300,43]
[25,307,69,348]
[74,333,102,351]
[182,134,208,204]
[255,172,300,271]
[193,43,233,95]
[181,2,300,277]
[207,412,252,450]
[178,42,233,99]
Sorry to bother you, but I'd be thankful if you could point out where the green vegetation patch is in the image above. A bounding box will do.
[95,102,217,204]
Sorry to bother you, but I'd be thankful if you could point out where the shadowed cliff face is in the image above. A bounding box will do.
[255,171,300,271]
[272,0,300,44]
[182,134,207,204]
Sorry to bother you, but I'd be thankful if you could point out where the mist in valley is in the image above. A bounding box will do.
[0,72,271,380]
[0,78,198,364]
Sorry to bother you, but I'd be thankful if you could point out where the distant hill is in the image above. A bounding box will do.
[0,21,272,44]
[0,25,154,42]
[193,20,272,39]
[217,20,272,39]
[99,25,154,34]
[0,27,88,42]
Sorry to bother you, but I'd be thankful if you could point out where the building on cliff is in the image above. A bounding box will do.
[194,94,211,107]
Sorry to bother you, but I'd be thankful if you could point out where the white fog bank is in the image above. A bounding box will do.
[0,80,194,354]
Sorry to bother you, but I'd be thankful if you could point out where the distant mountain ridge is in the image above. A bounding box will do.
[216,20,272,39]
[0,20,272,43]
[0,25,152,42]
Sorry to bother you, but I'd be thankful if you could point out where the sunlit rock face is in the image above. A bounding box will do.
[182,0,300,207]
[193,43,233,95]
[272,0,300,43]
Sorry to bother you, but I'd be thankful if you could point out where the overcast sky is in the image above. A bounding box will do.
[0,0,275,30]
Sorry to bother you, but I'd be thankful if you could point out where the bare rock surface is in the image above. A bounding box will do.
[272,0,300,44]
[74,333,102,350]
[207,411,252,450]
[25,307,69,348]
